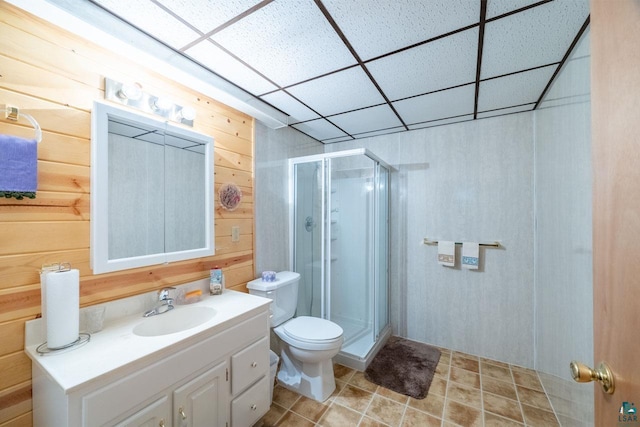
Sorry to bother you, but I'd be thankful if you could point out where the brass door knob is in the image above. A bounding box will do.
[570,360,615,394]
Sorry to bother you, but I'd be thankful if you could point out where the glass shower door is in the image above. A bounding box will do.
[292,161,323,318]
[327,155,375,358]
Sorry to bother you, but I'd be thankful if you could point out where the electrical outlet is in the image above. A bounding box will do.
[231,226,240,242]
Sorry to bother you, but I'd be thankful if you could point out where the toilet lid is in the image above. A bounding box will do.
[283,316,343,342]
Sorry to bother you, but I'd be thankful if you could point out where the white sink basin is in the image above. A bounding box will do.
[133,306,216,337]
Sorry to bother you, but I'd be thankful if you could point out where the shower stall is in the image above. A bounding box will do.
[289,148,391,370]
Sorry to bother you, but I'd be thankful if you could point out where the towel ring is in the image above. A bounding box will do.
[3,105,43,143]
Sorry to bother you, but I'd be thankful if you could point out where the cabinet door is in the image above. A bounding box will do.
[113,395,170,427]
[173,360,229,427]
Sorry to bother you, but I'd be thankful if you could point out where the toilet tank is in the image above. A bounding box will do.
[247,271,300,327]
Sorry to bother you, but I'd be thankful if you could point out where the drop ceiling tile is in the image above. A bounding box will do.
[185,40,277,95]
[328,105,403,136]
[367,27,478,101]
[481,0,589,79]
[292,119,347,141]
[476,104,534,118]
[392,84,475,125]
[156,0,262,34]
[211,1,357,87]
[478,65,556,111]
[287,67,385,117]
[352,126,404,139]
[485,0,544,19]
[260,91,320,124]
[93,0,201,48]
[322,0,479,61]
[407,114,474,130]
[322,135,354,144]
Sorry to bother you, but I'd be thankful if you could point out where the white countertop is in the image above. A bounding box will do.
[25,289,271,393]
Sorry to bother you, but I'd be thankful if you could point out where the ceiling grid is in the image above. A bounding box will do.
[89,0,590,143]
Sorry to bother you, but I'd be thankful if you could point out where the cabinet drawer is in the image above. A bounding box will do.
[231,375,269,427]
[231,336,269,394]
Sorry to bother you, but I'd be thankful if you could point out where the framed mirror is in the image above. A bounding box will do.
[91,101,214,274]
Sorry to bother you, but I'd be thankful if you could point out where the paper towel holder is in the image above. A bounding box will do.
[37,262,90,355]
[40,261,72,273]
[36,333,90,355]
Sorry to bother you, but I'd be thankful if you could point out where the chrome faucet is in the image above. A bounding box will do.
[143,287,176,317]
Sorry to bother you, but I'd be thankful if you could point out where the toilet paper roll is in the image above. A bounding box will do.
[44,269,80,349]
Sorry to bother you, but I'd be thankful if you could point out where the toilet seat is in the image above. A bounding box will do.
[283,316,343,342]
[274,317,344,351]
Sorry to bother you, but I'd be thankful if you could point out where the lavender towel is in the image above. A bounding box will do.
[0,134,38,199]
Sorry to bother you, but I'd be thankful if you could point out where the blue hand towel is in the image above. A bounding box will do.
[0,134,38,199]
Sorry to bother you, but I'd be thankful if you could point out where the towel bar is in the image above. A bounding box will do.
[3,104,43,143]
[423,238,501,248]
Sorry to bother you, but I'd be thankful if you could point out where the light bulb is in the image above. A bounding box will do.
[177,106,196,121]
[117,82,142,101]
[152,97,173,111]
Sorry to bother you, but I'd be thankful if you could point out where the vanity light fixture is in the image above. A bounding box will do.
[104,77,195,127]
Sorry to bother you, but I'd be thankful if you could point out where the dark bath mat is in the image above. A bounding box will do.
[364,336,441,399]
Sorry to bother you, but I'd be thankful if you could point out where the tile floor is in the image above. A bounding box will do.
[254,347,560,427]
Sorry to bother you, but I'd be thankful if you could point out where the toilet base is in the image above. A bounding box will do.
[277,346,336,402]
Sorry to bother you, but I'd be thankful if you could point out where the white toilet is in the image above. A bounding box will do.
[247,271,343,402]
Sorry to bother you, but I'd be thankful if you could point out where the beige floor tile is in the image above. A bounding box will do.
[326,379,347,402]
[318,403,362,427]
[521,403,560,426]
[451,353,480,373]
[349,371,379,393]
[359,415,389,427]
[409,393,445,418]
[511,369,543,391]
[254,403,287,427]
[481,363,513,383]
[515,385,552,411]
[480,357,510,369]
[484,412,524,426]
[481,376,518,400]
[376,385,410,404]
[334,384,374,413]
[428,376,448,397]
[334,363,356,382]
[450,366,480,389]
[274,411,315,427]
[483,392,524,423]
[290,396,330,423]
[401,407,442,427]
[365,395,406,427]
[436,360,451,377]
[447,382,482,408]
[437,352,451,367]
[444,399,483,427]
[272,385,301,409]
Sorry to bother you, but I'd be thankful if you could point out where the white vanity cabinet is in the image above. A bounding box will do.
[27,292,272,427]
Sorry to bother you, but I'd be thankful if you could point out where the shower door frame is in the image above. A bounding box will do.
[288,148,391,369]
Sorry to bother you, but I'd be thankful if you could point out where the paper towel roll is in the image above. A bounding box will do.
[44,269,79,349]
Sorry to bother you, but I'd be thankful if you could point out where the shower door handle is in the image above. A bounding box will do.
[305,216,314,232]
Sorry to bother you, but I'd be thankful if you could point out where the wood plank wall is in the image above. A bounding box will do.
[0,3,256,425]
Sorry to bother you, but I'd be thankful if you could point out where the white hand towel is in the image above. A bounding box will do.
[462,242,480,270]
[437,241,455,267]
